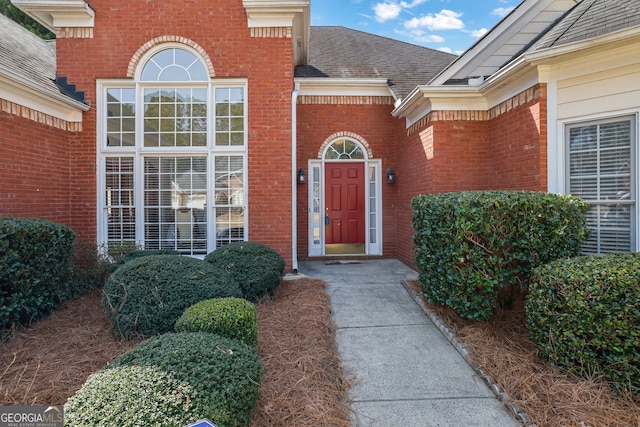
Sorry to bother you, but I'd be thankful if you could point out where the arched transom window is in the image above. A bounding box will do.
[324,139,366,160]
[141,48,208,82]
[99,45,248,257]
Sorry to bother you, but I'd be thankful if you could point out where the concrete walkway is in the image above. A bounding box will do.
[298,259,521,427]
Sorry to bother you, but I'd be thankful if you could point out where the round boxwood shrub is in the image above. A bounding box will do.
[204,242,285,302]
[103,255,241,338]
[65,332,263,427]
[527,253,640,395]
[110,249,180,272]
[175,297,258,348]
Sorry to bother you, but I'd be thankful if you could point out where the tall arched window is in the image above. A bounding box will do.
[98,45,248,256]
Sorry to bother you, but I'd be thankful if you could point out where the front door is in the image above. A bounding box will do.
[325,163,365,254]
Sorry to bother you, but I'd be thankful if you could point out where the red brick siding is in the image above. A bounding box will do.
[394,85,548,267]
[296,102,404,259]
[0,111,73,226]
[488,84,547,190]
[54,0,295,265]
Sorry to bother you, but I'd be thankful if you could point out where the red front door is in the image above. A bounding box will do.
[325,163,365,246]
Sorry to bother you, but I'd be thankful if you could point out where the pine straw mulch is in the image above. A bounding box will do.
[0,278,351,427]
[407,280,640,427]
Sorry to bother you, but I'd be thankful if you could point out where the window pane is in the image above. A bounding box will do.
[106,88,135,147]
[144,157,207,256]
[214,156,245,247]
[105,157,135,249]
[144,88,207,148]
[215,88,245,146]
[141,48,208,82]
[568,118,634,254]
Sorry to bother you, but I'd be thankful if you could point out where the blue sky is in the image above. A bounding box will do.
[311,0,521,55]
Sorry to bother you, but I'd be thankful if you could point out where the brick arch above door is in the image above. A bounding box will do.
[317,132,374,159]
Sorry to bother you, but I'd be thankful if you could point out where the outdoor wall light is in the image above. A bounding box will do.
[386,167,395,184]
[298,168,306,184]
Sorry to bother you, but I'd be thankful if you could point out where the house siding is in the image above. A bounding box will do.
[52,0,295,265]
[296,100,404,259]
[0,109,73,226]
[394,84,548,267]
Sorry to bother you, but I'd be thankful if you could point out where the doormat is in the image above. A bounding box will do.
[323,260,364,265]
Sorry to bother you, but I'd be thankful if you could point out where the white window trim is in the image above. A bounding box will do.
[96,76,249,255]
[307,154,383,257]
[554,110,640,252]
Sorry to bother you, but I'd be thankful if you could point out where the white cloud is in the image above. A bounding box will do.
[400,0,428,7]
[373,0,428,23]
[492,7,515,18]
[412,32,446,43]
[470,28,488,38]
[404,9,464,31]
[373,2,402,23]
[438,47,454,54]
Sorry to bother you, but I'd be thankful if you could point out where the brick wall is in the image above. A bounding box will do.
[53,0,295,265]
[394,85,547,267]
[0,109,73,226]
[488,85,547,190]
[296,100,404,259]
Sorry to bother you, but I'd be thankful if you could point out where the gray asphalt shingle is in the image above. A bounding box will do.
[296,26,457,99]
[0,13,61,99]
[529,0,640,52]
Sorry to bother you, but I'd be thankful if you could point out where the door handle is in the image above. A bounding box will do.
[325,214,330,225]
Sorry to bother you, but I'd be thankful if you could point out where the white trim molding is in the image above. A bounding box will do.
[11,0,95,31]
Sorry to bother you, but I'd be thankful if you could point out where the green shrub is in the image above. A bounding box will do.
[412,191,590,320]
[103,255,241,338]
[0,217,76,329]
[527,254,640,395]
[205,241,285,302]
[110,248,180,272]
[65,332,263,427]
[71,240,113,293]
[175,298,258,348]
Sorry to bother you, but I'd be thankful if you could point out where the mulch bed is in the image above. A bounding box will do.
[0,278,351,427]
[408,280,640,427]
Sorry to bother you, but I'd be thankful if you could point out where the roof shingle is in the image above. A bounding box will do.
[296,26,457,99]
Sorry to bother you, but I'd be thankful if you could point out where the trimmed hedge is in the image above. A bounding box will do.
[412,191,590,320]
[103,255,241,338]
[0,217,75,329]
[175,298,258,348]
[527,254,640,395]
[205,241,285,302]
[65,332,263,427]
[110,248,180,272]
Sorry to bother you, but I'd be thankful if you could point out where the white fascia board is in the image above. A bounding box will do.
[0,70,88,123]
[524,26,640,67]
[11,0,95,31]
[295,78,394,97]
[393,85,486,122]
[430,0,559,85]
[243,0,309,27]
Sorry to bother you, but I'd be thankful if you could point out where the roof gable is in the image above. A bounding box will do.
[430,0,578,85]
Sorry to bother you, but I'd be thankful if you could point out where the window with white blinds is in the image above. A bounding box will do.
[567,117,635,253]
[99,46,247,256]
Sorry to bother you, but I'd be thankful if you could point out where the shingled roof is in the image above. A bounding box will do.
[0,13,87,105]
[0,14,58,96]
[528,0,640,52]
[295,26,457,100]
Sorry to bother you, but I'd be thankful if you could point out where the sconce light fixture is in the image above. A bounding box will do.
[386,167,395,184]
[297,168,306,184]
